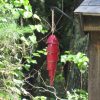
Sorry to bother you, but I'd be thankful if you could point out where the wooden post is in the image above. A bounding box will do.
[74,0,100,99]
[89,32,100,100]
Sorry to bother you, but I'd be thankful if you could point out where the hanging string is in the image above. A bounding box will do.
[55,0,63,27]
[36,7,79,44]
[51,8,55,34]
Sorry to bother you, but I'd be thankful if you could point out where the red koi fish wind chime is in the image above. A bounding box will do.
[47,34,59,86]
[46,9,59,86]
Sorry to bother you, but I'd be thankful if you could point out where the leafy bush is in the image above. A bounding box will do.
[67,89,88,100]
[61,51,89,73]
[0,0,47,99]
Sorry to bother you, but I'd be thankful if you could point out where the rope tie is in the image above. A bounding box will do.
[51,8,55,34]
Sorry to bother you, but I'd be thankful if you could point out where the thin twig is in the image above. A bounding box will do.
[41,17,51,28]
[37,31,51,43]
[24,69,67,100]
[25,80,65,100]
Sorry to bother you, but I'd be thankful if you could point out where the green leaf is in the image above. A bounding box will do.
[29,25,36,31]
[43,52,47,55]
[20,0,24,3]
[23,11,32,18]
[24,64,30,71]
[60,52,89,73]
[4,3,13,10]
[35,24,43,32]
[37,50,45,54]
[18,8,24,15]
[30,60,37,64]
[34,96,47,100]
[23,0,29,6]
[29,35,37,44]
[33,14,41,21]
[14,70,24,78]
[12,9,20,19]
[80,69,86,74]
[21,36,29,45]
[0,18,7,22]
[41,96,47,100]
[64,51,71,54]
[0,61,5,68]
[0,92,11,99]
[14,1,22,7]
[24,5,32,11]
[32,53,40,57]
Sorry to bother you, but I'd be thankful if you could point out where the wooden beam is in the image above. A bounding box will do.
[89,32,100,100]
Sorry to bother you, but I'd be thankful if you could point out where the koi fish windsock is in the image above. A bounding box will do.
[46,34,59,86]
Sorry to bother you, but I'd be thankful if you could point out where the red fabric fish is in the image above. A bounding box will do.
[47,34,59,86]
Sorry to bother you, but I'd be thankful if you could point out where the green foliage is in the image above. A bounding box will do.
[67,89,88,100]
[0,0,48,99]
[0,20,31,99]
[29,24,47,34]
[61,51,89,73]
[13,0,33,19]
[23,49,46,71]
[33,96,47,100]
